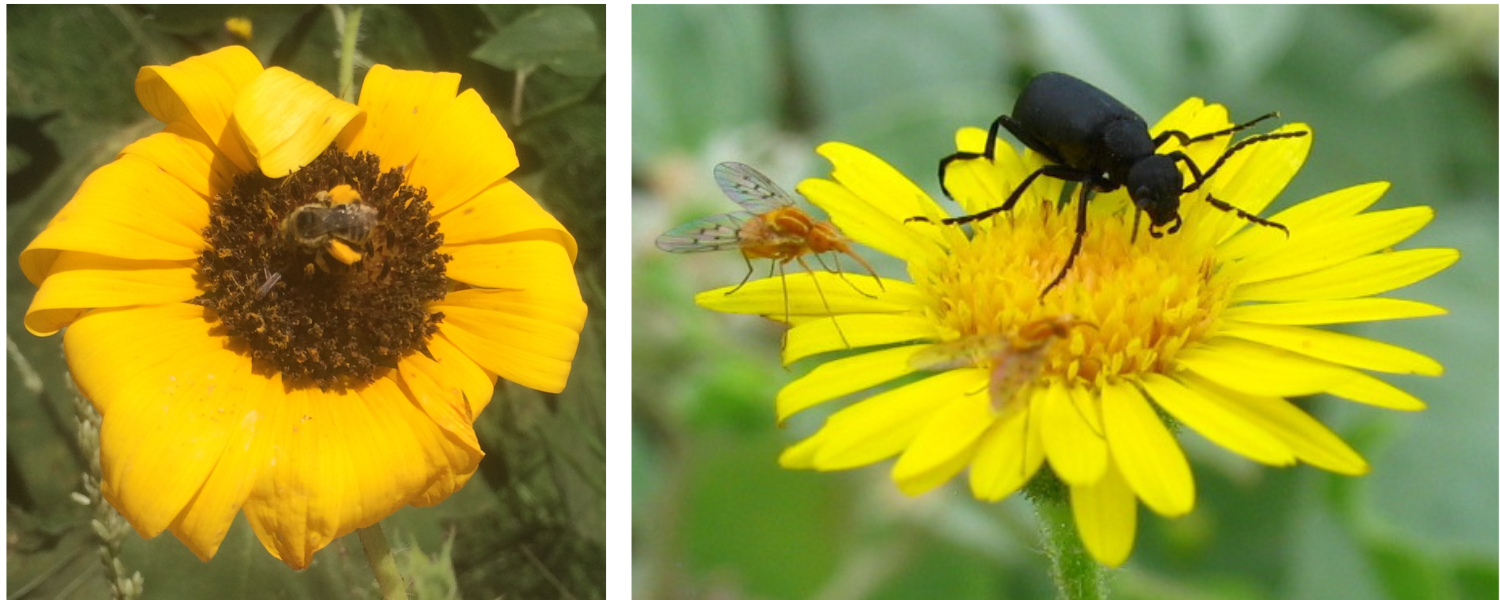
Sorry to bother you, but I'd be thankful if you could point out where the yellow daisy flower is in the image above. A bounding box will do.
[696,99,1456,567]
[19,46,586,569]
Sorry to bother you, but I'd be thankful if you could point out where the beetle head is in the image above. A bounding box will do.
[1127,155,1185,237]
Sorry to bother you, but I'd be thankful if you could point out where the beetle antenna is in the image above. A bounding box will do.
[1185,111,1282,144]
[1039,184,1095,300]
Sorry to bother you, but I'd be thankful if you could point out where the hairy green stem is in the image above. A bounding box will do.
[1035,500,1104,600]
[359,523,408,600]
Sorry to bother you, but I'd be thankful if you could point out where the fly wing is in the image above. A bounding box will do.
[655,211,751,253]
[714,162,796,213]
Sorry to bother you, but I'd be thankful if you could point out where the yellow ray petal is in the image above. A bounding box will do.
[1100,382,1195,517]
[892,393,994,496]
[119,122,238,200]
[234,67,361,178]
[1040,383,1108,486]
[945,126,1033,218]
[1216,321,1442,376]
[1140,373,1296,467]
[777,345,927,423]
[1324,371,1426,411]
[134,45,261,173]
[783,313,938,365]
[436,179,576,260]
[810,141,951,253]
[1178,373,1368,475]
[407,89,519,215]
[811,370,984,470]
[429,331,500,415]
[1193,124,1311,243]
[445,239,581,294]
[1224,298,1446,325]
[397,352,484,454]
[1175,337,1360,398]
[339,64,462,173]
[25,253,199,336]
[779,427,831,470]
[798,178,943,264]
[1218,182,1389,259]
[1233,248,1459,302]
[968,400,1045,501]
[1071,461,1137,568]
[1235,206,1434,284]
[697,272,919,317]
[435,287,587,393]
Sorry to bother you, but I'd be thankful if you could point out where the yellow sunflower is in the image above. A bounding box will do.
[696,99,1456,566]
[20,46,586,569]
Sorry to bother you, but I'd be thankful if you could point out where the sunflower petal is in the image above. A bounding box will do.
[407,89,519,215]
[445,239,580,293]
[1100,382,1194,517]
[777,345,926,423]
[1216,321,1442,376]
[810,370,983,470]
[429,331,500,416]
[1195,124,1312,243]
[1324,371,1426,411]
[809,141,951,258]
[25,253,199,336]
[1218,182,1389,259]
[437,179,576,260]
[1234,206,1434,284]
[1233,248,1459,302]
[134,45,261,172]
[1141,373,1296,466]
[1071,461,1137,568]
[235,67,361,178]
[119,122,238,200]
[892,393,994,496]
[968,400,1045,501]
[397,353,484,455]
[1041,383,1109,486]
[340,64,462,173]
[435,287,586,394]
[1224,298,1446,325]
[782,313,938,365]
[1178,374,1368,474]
[1175,337,1359,398]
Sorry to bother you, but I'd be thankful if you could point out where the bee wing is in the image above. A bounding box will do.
[290,206,340,238]
[655,211,751,253]
[714,162,796,213]
[333,202,378,218]
[324,203,377,244]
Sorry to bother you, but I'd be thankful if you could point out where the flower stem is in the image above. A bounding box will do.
[1035,500,1105,600]
[328,5,360,101]
[358,523,408,600]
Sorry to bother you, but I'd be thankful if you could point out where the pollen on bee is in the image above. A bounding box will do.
[319,184,362,205]
[326,239,364,265]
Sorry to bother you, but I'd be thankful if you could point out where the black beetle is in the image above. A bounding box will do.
[914,72,1307,298]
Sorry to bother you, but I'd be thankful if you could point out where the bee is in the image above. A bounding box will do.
[655,162,882,345]
[281,189,379,266]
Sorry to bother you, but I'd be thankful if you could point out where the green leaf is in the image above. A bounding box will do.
[471,5,602,78]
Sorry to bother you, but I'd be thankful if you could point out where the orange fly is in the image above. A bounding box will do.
[656,162,883,345]
[910,315,1098,472]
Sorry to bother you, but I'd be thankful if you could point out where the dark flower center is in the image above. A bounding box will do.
[195,145,450,389]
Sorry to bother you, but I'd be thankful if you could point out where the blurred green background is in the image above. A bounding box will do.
[8,5,602,599]
[633,5,1496,600]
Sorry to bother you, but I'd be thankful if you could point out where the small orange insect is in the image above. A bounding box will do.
[911,315,1098,472]
[656,162,883,344]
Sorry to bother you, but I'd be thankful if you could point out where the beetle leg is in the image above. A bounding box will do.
[1039,180,1096,299]
[983,115,1008,159]
[936,115,1011,200]
[939,114,1072,201]
[913,164,1086,226]
[937,151,985,200]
